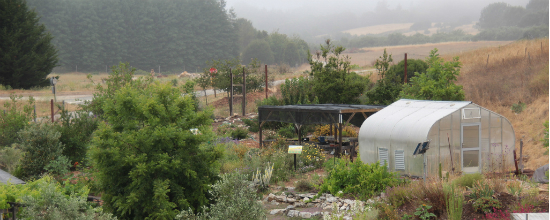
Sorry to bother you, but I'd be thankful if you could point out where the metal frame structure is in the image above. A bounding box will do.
[257,104,385,150]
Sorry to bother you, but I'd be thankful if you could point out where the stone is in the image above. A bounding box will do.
[286,205,295,210]
[287,210,300,217]
[267,193,276,202]
[299,212,312,218]
[286,187,295,191]
[270,201,280,205]
[312,212,321,217]
[287,198,296,203]
[343,216,352,220]
[294,202,305,208]
[303,198,310,203]
[326,197,337,203]
[276,196,286,202]
[269,209,284,215]
[281,192,286,196]
[319,196,326,200]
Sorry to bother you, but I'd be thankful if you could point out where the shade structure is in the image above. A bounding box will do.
[359,99,515,177]
[0,168,25,185]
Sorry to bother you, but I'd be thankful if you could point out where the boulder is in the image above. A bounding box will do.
[533,164,549,183]
[300,212,312,218]
[287,210,300,217]
[269,209,284,215]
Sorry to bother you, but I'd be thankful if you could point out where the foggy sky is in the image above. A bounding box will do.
[225,0,529,38]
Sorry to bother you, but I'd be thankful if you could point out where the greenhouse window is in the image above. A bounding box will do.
[395,150,405,171]
[378,148,389,168]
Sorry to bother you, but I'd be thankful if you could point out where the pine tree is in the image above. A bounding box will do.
[0,0,58,89]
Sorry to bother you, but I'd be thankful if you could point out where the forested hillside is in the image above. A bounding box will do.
[26,0,239,72]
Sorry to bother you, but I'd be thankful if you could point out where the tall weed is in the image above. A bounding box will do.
[444,183,464,220]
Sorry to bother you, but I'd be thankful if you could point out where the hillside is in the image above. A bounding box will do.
[444,38,549,170]
[342,22,480,36]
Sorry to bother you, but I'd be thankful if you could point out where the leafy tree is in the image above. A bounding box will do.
[364,49,402,105]
[56,107,99,166]
[400,48,465,101]
[241,39,274,65]
[280,77,318,105]
[309,40,368,104]
[0,94,35,147]
[478,2,510,29]
[0,0,58,89]
[387,58,429,84]
[90,81,221,219]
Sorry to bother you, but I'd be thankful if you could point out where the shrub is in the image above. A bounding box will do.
[43,155,70,176]
[175,172,266,220]
[16,123,65,180]
[0,144,22,173]
[414,204,436,220]
[319,157,401,200]
[472,196,501,213]
[0,94,34,147]
[242,118,259,132]
[230,127,249,140]
[453,173,483,188]
[90,82,222,219]
[386,183,417,207]
[444,183,464,220]
[511,101,526,114]
[277,124,295,138]
[298,143,326,168]
[252,162,273,192]
[420,181,447,216]
[56,109,99,165]
[469,180,495,200]
[295,179,314,192]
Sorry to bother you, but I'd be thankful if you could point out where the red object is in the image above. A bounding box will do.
[209,67,217,74]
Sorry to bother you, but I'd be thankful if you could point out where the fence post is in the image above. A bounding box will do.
[51,99,54,123]
[229,68,233,117]
[265,65,268,99]
[34,104,36,122]
[242,67,246,116]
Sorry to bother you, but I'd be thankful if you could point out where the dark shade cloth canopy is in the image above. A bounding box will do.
[0,168,25,185]
[258,104,385,127]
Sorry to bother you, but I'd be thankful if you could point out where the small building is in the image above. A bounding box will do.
[358,99,515,177]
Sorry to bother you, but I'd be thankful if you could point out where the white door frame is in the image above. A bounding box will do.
[461,123,481,173]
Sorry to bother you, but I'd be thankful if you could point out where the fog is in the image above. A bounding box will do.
[226,0,528,39]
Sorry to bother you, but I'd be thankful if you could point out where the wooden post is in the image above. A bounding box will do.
[486,54,489,67]
[338,122,343,157]
[229,68,233,117]
[259,111,262,149]
[51,99,54,123]
[519,138,524,173]
[242,67,246,116]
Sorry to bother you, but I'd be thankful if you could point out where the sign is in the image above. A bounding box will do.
[209,67,218,74]
[288,145,303,154]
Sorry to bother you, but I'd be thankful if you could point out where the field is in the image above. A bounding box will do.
[341,22,480,36]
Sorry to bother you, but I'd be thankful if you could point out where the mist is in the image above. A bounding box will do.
[226,0,529,40]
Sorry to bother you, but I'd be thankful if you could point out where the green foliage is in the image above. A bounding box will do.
[0,94,35,147]
[16,123,65,180]
[252,162,273,192]
[277,124,295,138]
[400,48,465,101]
[175,172,266,220]
[374,49,393,79]
[242,118,259,132]
[472,196,502,213]
[414,204,436,220]
[56,108,99,165]
[242,39,274,64]
[230,127,249,140]
[0,0,58,89]
[309,40,369,104]
[469,180,495,200]
[443,183,464,220]
[364,60,403,105]
[90,81,222,219]
[0,144,22,173]
[43,155,70,176]
[280,77,319,105]
[511,101,526,114]
[387,59,429,84]
[453,173,483,188]
[319,157,401,200]
[295,179,314,192]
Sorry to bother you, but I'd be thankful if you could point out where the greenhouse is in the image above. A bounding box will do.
[358,99,515,177]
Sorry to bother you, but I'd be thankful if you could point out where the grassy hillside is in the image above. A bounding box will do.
[445,38,549,170]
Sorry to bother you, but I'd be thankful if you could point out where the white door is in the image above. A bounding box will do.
[461,123,481,173]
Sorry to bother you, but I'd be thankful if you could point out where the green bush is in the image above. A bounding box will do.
[0,94,34,147]
[91,81,222,219]
[469,180,495,200]
[175,172,266,220]
[16,123,65,180]
[444,183,464,220]
[295,179,314,192]
[453,173,483,188]
[319,157,401,200]
[472,196,501,213]
[56,109,99,165]
[277,124,295,138]
[230,127,249,140]
[0,144,22,173]
[511,101,526,114]
[242,118,259,132]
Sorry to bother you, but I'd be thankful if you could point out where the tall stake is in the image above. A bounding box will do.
[448,133,454,173]
[404,53,408,83]
[229,68,233,117]
[265,65,268,99]
[51,99,54,123]
[242,67,246,116]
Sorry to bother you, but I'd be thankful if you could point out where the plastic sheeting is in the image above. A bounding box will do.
[359,99,515,177]
[0,168,25,185]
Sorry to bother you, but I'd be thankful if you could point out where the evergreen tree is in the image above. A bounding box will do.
[0,0,58,89]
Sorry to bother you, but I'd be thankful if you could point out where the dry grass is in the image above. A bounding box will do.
[342,23,414,36]
[444,38,549,170]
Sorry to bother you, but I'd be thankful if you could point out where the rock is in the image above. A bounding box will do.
[343,216,352,220]
[300,212,312,218]
[276,196,286,202]
[287,198,296,203]
[287,187,296,191]
[303,198,310,203]
[319,196,326,200]
[286,205,295,210]
[326,197,337,203]
[294,202,305,208]
[287,210,300,217]
[269,209,284,215]
[267,193,276,202]
[281,192,286,196]
[270,201,280,205]
[340,204,347,211]
[533,164,549,183]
